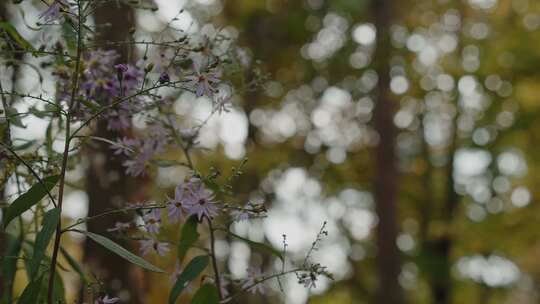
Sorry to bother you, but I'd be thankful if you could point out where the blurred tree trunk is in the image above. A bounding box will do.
[82,2,146,302]
[371,0,403,303]
[429,4,466,303]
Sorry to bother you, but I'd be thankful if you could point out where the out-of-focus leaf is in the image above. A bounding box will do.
[169,255,209,304]
[29,207,60,277]
[81,231,164,273]
[61,19,77,52]
[17,274,43,304]
[177,216,199,262]
[60,246,87,282]
[0,233,21,303]
[12,140,36,151]
[0,21,35,51]
[5,108,26,128]
[152,159,188,167]
[191,284,219,304]
[226,231,283,261]
[3,175,59,228]
[37,268,64,304]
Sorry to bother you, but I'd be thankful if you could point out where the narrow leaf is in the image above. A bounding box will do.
[3,175,59,228]
[29,207,61,277]
[17,274,44,304]
[60,246,87,282]
[169,255,209,304]
[226,231,283,261]
[82,231,164,273]
[0,233,21,303]
[177,216,199,262]
[191,284,219,304]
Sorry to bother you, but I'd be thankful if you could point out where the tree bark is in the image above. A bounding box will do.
[372,0,404,303]
[82,2,146,302]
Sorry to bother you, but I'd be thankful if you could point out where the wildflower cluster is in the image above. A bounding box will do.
[0,0,330,303]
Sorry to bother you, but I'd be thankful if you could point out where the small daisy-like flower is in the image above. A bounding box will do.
[241,267,265,294]
[139,239,170,256]
[111,137,137,156]
[186,62,220,98]
[95,295,120,304]
[184,184,219,220]
[167,184,189,223]
[143,208,161,235]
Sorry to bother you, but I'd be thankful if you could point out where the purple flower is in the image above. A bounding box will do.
[111,137,138,156]
[123,153,149,177]
[121,136,166,177]
[114,64,129,74]
[143,208,161,235]
[106,110,131,131]
[167,190,185,224]
[39,0,66,23]
[95,295,120,304]
[184,183,219,220]
[241,267,265,294]
[139,239,170,256]
[186,62,220,98]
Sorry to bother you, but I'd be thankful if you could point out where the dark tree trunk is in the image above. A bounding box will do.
[372,0,404,303]
[82,2,146,303]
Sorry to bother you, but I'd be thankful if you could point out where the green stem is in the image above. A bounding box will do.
[47,1,83,302]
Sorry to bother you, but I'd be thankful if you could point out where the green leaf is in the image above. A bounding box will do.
[169,255,209,304]
[191,284,219,304]
[0,21,35,52]
[226,231,283,261]
[17,274,44,304]
[37,268,64,304]
[177,216,199,262]
[29,208,61,277]
[81,231,164,273]
[3,175,59,228]
[12,140,36,151]
[60,246,87,283]
[0,233,21,303]
[5,108,26,128]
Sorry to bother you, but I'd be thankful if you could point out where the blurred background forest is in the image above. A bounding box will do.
[2,0,540,303]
